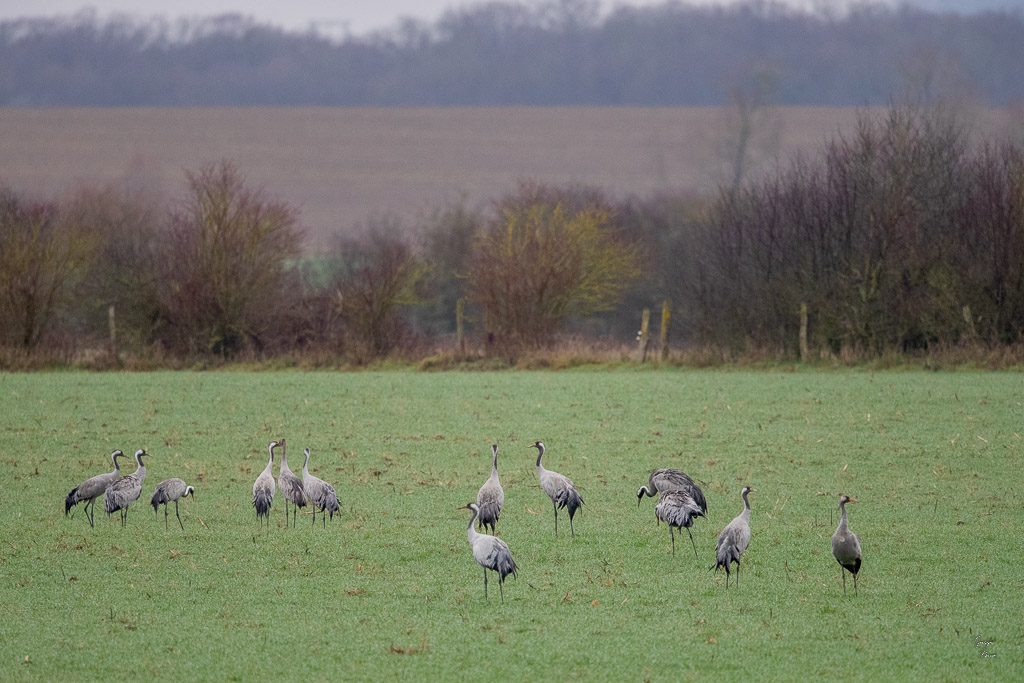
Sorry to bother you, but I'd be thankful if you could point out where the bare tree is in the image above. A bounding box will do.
[66,186,163,349]
[331,224,428,359]
[719,66,783,192]
[0,189,96,349]
[158,161,302,356]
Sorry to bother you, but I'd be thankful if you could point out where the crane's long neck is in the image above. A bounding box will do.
[838,501,849,532]
[535,445,545,471]
[740,490,751,519]
[640,485,655,499]
[112,455,120,473]
[491,450,499,477]
[135,457,146,481]
[263,452,274,476]
[467,509,481,542]
[303,452,310,478]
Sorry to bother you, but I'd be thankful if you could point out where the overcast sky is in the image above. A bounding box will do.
[0,1,865,36]
[2,1,1016,37]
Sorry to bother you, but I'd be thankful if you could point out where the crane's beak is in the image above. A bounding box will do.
[637,496,643,508]
[848,498,858,504]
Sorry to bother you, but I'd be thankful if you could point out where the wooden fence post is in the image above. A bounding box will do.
[659,299,671,363]
[108,304,116,344]
[456,298,466,357]
[799,302,808,362]
[638,307,651,363]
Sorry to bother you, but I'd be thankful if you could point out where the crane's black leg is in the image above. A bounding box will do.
[86,499,95,527]
[164,503,169,530]
[670,527,676,557]
[175,500,183,531]
[736,562,740,587]
[552,500,558,536]
[483,569,488,600]
[853,572,857,596]
[687,528,698,559]
[499,577,505,604]
[570,514,575,538]
[842,568,846,595]
[322,507,327,529]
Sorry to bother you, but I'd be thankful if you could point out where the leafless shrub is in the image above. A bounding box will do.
[65,185,164,351]
[0,187,97,350]
[330,224,429,361]
[157,160,302,357]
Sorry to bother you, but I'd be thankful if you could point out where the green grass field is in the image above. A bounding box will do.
[1,370,1021,680]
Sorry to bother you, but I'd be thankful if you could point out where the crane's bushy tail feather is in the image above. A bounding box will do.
[151,488,168,512]
[322,489,340,519]
[497,555,518,582]
[477,500,501,530]
[65,488,79,515]
[253,489,272,519]
[558,488,584,520]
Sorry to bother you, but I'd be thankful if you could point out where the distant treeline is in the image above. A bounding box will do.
[1,104,1022,369]
[3,1,1024,106]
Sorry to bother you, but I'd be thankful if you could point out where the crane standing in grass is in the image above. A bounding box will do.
[151,478,196,530]
[104,449,150,527]
[461,502,518,603]
[654,489,706,558]
[277,439,306,527]
[475,444,504,533]
[637,468,707,516]
[832,494,862,595]
[713,486,755,587]
[531,441,584,537]
[65,449,124,527]
[302,448,339,527]
[253,441,277,528]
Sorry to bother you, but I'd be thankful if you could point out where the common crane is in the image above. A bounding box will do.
[713,486,755,587]
[461,502,518,603]
[831,494,862,595]
[531,441,583,537]
[65,449,124,527]
[150,478,195,530]
[277,439,306,527]
[637,468,707,515]
[104,449,150,527]
[302,448,339,527]
[253,441,277,528]
[475,444,504,533]
[654,489,706,558]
